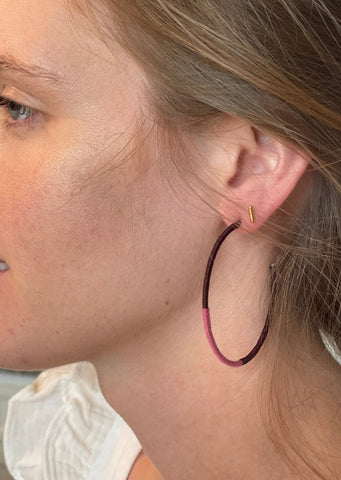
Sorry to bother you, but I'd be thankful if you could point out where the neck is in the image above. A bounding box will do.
[91,311,341,479]
[89,250,341,480]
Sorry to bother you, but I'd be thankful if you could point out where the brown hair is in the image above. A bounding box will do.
[67,1,341,478]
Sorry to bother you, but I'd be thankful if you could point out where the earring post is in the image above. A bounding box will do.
[248,206,254,223]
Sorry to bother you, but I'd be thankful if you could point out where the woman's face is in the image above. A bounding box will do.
[0,0,207,370]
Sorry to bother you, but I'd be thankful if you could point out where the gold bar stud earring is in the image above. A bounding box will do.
[248,206,254,223]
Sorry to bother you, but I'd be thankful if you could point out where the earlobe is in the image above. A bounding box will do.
[221,127,311,233]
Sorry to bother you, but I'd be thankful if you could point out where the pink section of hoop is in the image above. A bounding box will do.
[202,308,243,367]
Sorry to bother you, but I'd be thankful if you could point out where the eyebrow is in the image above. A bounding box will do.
[0,53,65,86]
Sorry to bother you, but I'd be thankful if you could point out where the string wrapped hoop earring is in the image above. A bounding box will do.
[202,206,277,367]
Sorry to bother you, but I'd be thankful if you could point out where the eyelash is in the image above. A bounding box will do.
[0,95,38,130]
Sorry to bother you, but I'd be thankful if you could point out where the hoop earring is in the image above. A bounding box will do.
[202,211,277,367]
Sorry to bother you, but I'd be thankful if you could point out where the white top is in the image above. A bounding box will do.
[3,361,142,480]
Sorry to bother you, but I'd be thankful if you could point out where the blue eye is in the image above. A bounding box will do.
[0,95,38,129]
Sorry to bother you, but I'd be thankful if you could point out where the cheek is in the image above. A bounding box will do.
[0,150,128,327]
[0,162,135,369]
[2,174,83,267]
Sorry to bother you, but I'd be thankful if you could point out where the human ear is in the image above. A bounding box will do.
[216,123,311,233]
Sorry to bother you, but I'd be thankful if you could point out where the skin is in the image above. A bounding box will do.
[127,450,163,480]
[1,1,341,479]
